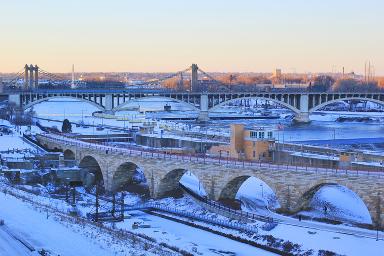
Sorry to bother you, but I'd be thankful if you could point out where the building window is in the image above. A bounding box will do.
[250,131,257,138]
[268,131,273,139]
[253,151,256,158]
[259,132,265,139]
[253,141,256,147]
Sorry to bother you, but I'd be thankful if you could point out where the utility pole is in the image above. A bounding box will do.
[120,192,125,220]
[71,184,76,206]
[95,184,99,222]
[376,191,381,241]
[65,183,69,203]
[112,193,116,217]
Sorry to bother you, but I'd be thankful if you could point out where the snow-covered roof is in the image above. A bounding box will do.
[290,151,339,161]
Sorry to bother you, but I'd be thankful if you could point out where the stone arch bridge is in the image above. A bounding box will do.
[36,134,384,226]
[8,90,384,122]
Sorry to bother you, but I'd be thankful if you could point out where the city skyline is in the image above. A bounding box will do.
[1,0,383,75]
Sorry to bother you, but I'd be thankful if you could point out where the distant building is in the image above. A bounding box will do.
[0,78,3,93]
[273,69,282,79]
[209,124,275,161]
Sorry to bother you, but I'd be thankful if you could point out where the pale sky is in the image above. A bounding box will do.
[1,0,383,74]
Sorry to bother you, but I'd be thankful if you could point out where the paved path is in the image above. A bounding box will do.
[0,225,34,256]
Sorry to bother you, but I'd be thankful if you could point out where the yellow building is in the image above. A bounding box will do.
[209,124,275,161]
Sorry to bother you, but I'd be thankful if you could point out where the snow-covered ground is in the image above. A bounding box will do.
[0,191,162,256]
[0,183,277,256]
[1,164,384,256]
[0,119,41,158]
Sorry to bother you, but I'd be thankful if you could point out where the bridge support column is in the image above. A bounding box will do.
[294,94,311,123]
[104,94,114,114]
[294,112,310,123]
[8,94,21,107]
[197,93,209,122]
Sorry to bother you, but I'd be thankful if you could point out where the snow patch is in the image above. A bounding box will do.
[236,177,280,212]
[308,184,372,224]
[179,171,207,197]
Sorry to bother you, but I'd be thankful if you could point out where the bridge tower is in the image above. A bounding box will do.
[191,63,199,92]
[34,65,39,88]
[24,64,29,88]
[177,72,184,91]
[29,64,34,88]
[24,64,39,89]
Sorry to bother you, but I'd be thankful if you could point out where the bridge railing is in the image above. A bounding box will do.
[39,133,384,178]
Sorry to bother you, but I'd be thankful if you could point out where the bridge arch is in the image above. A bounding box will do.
[111,162,149,196]
[157,168,189,198]
[209,96,301,114]
[79,155,104,189]
[63,149,75,160]
[157,169,207,198]
[310,97,384,113]
[297,182,373,225]
[113,96,199,112]
[218,175,280,210]
[23,96,105,111]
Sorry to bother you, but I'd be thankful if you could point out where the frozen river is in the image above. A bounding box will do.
[30,99,384,150]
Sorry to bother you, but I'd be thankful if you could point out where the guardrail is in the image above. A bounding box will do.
[179,183,275,224]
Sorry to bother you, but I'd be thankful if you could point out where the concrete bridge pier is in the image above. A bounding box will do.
[294,94,311,123]
[294,112,310,123]
[8,94,21,107]
[197,93,209,122]
[104,94,115,115]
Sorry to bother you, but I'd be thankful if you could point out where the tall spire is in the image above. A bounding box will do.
[71,64,75,89]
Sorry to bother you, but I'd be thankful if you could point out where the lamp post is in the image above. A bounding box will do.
[260,184,264,198]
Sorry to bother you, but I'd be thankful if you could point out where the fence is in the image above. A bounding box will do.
[88,199,260,234]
